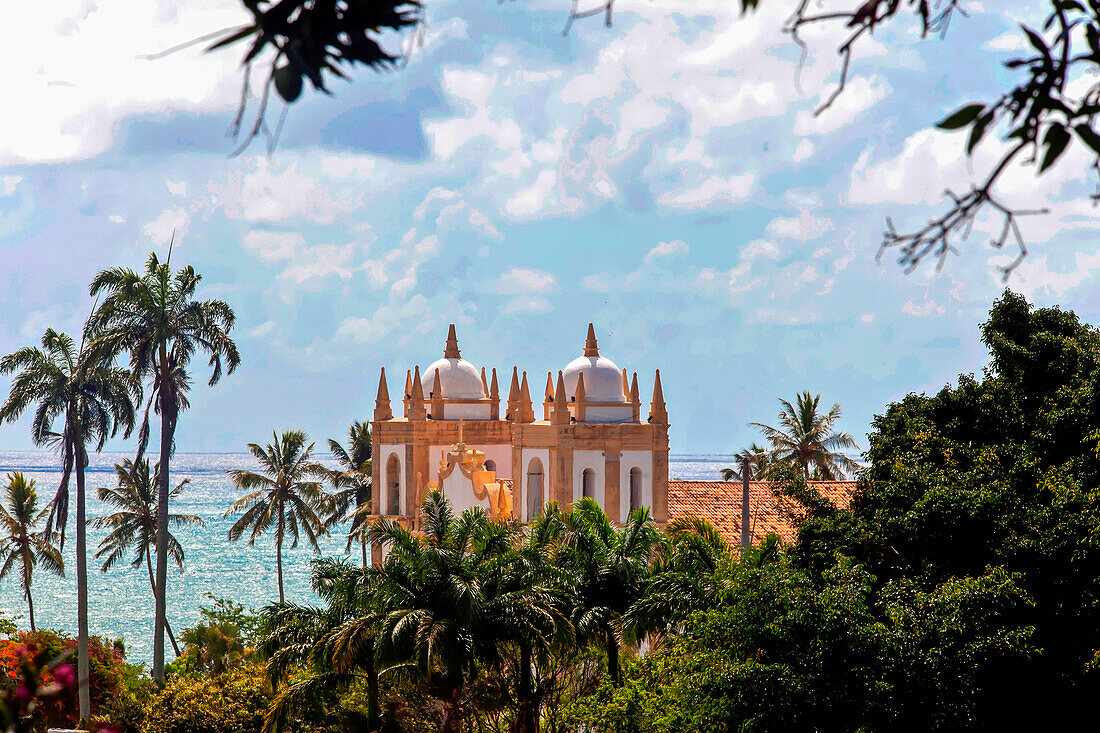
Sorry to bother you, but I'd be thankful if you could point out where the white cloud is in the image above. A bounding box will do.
[794,77,889,136]
[241,231,303,262]
[496,266,557,294]
[742,240,781,261]
[505,170,557,218]
[503,295,553,315]
[143,206,190,246]
[766,210,834,241]
[793,138,814,163]
[657,172,754,210]
[644,240,689,264]
[211,158,358,224]
[902,295,947,317]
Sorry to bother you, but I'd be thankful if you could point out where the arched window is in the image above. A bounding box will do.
[484,459,497,473]
[527,459,544,519]
[386,455,401,516]
[582,468,596,500]
[629,467,643,514]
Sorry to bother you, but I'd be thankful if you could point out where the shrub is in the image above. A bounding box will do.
[139,665,270,733]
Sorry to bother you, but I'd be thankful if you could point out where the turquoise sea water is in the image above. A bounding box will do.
[0,451,729,666]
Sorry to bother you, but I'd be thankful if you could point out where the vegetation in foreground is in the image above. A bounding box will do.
[3,290,1100,732]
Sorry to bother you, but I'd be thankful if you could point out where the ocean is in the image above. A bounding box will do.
[0,451,730,666]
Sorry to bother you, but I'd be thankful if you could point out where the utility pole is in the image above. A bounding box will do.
[741,455,752,553]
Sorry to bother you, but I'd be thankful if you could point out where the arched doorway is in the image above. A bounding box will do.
[526,458,544,519]
[629,467,643,515]
[582,468,596,500]
[386,455,401,515]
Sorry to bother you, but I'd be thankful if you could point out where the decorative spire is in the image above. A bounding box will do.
[439,323,459,360]
[519,371,535,423]
[489,368,500,420]
[374,367,392,421]
[507,367,520,421]
[480,367,489,398]
[403,369,413,417]
[622,368,629,399]
[583,322,600,357]
[649,369,668,424]
[630,371,640,423]
[430,368,444,420]
[410,365,426,421]
[543,371,554,421]
[575,372,587,423]
[551,370,570,425]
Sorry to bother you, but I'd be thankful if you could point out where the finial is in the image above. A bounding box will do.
[552,370,570,425]
[431,368,444,420]
[489,368,500,420]
[630,371,640,423]
[507,367,520,421]
[583,322,600,357]
[649,368,668,424]
[575,372,587,422]
[374,367,393,421]
[444,323,461,359]
[410,365,426,420]
[543,371,554,420]
[403,369,413,417]
[480,367,489,398]
[622,368,629,399]
[519,371,535,423]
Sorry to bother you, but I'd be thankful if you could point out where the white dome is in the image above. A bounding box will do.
[422,357,486,400]
[563,355,626,403]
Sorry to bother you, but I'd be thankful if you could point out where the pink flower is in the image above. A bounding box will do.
[53,664,76,688]
[13,684,30,702]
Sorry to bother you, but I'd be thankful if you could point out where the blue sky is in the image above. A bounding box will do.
[3,0,1100,457]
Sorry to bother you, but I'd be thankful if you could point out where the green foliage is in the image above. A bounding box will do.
[174,594,261,676]
[139,665,271,733]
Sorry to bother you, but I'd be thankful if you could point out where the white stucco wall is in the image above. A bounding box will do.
[438,468,492,515]
[572,450,605,508]
[379,446,405,516]
[436,403,492,420]
[577,404,634,423]
[520,448,550,520]
[619,451,652,523]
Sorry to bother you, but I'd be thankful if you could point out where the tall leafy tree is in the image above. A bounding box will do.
[0,328,136,719]
[86,249,239,682]
[751,391,859,480]
[225,430,328,603]
[323,421,372,567]
[559,498,659,686]
[0,472,64,632]
[91,459,203,656]
[367,491,517,733]
[720,442,773,482]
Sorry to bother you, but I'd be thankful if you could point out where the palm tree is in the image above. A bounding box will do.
[750,391,860,480]
[323,421,372,567]
[225,430,328,603]
[559,498,659,686]
[260,557,381,733]
[720,442,773,482]
[86,248,240,682]
[0,473,64,632]
[367,491,518,733]
[0,328,137,719]
[91,459,203,656]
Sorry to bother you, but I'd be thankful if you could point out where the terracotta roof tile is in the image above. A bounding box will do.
[667,480,858,545]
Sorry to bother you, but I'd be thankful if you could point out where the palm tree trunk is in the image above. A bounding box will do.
[513,641,538,733]
[440,677,464,733]
[366,639,379,732]
[606,630,620,687]
[152,373,175,684]
[146,548,181,657]
[276,512,285,604]
[361,534,368,570]
[75,440,91,721]
[22,547,35,633]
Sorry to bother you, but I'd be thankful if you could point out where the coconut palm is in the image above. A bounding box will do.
[0,328,137,719]
[91,459,202,656]
[750,391,860,480]
[322,421,372,567]
[720,442,773,482]
[86,248,240,681]
[260,557,381,733]
[225,430,328,603]
[559,498,659,686]
[367,491,518,733]
[0,473,64,632]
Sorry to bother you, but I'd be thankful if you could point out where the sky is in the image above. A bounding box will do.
[2,0,1100,457]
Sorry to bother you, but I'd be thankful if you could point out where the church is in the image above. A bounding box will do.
[368,323,669,560]
[368,323,856,563]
